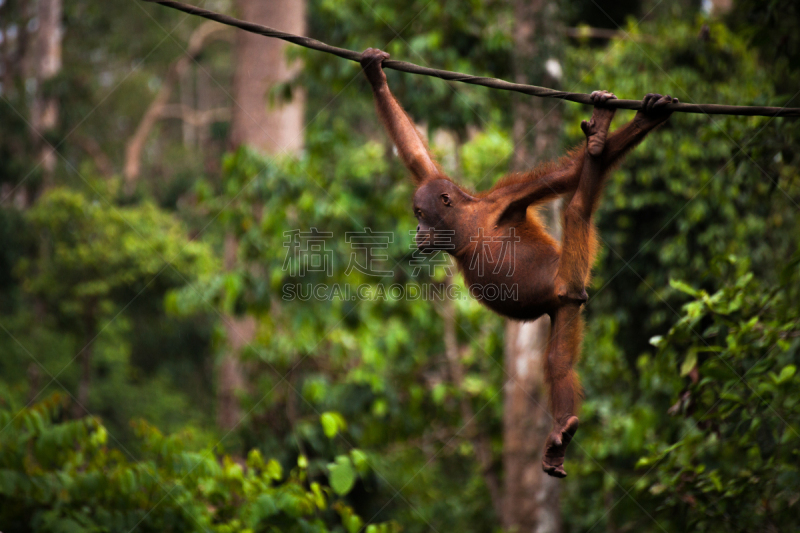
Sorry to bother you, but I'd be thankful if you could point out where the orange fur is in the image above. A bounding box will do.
[482,146,585,198]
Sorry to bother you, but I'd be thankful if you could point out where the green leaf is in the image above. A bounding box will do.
[774,365,796,385]
[709,470,723,492]
[350,449,369,474]
[649,335,663,347]
[247,449,265,470]
[371,399,388,417]
[320,412,338,438]
[670,279,701,297]
[462,375,486,395]
[328,456,356,496]
[266,459,282,480]
[310,481,326,509]
[432,382,447,405]
[680,349,698,377]
[320,411,346,439]
[720,391,744,404]
[346,513,363,533]
[253,493,279,522]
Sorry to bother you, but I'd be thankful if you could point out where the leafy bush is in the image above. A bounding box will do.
[0,395,395,533]
[637,260,800,531]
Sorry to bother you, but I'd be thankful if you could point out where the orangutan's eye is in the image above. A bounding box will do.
[440,193,451,206]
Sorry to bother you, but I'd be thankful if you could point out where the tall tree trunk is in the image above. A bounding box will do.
[218,0,306,430]
[503,0,564,531]
[30,0,62,193]
[708,0,732,16]
[229,0,306,153]
[216,232,259,430]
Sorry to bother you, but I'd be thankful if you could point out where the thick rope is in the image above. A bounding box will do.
[142,0,800,118]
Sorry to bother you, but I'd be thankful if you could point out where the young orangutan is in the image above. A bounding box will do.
[360,48,676,477]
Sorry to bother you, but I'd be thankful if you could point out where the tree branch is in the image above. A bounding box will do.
[74,135,114,177]
[124,20,231,189]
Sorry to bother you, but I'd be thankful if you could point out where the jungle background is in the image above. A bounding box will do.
[1,0,799,531]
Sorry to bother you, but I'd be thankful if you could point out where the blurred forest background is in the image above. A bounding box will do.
[1,0,799,531]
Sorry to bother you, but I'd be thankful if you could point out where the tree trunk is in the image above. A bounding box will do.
[709,0,732,16]
[218,293,257,431]
[216,232,259,430]
[503,0,564,531]
[216,0,306,430]
[229,0,306,153]
[29,0,62,192]
[503,319,561,532]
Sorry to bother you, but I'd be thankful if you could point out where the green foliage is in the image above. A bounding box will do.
[634,262,800,530]
[19,186,214,319]
[559,17,800,532]
[168,140,505,532]
[459,128,514,187]
[320,412,347,439]
[2,183,217,444]
[727,0,800,92]
[327,456,356,496]
[0,394,396,533]
[304,0,515,136]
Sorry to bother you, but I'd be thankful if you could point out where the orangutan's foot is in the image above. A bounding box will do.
[542,416,580,478]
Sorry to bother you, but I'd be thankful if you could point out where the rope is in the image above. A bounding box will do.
[141,0,800,118]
